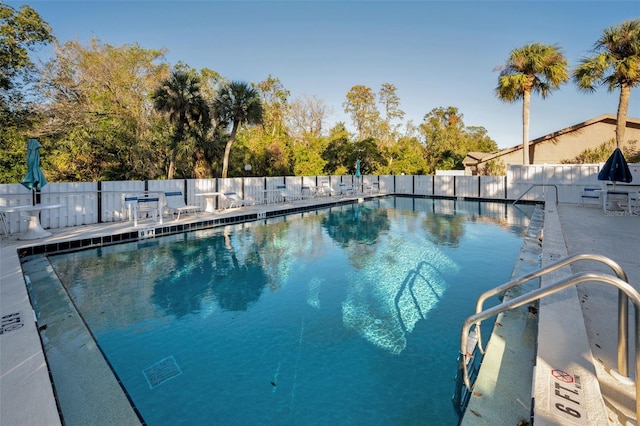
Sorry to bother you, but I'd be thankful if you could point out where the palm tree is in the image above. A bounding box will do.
[152,70,208,179]
[573,19,640,148]
[496,43,569,165]
[213,81,263,178]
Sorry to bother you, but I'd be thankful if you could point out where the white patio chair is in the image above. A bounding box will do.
[301,183,317,199]
[276,184,300,202]
[221,192,247,209]
[164,190,201,220]
[121,194,139,222]
[0,211,8,236]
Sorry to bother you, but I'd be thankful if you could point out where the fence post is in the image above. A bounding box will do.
[97,181,102,223]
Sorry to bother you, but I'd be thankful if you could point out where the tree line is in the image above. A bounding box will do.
[1,4,638,184]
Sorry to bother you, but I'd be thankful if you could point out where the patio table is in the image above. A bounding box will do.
[0,203,65,240]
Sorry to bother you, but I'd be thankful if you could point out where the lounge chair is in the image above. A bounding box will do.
[319,181,335,197]
[221,192,246,209]
[337,183,354,196]
[365,182,380,194]
[164,191,201,220]
[276,184,300,202]
[301,183,317,199]
[122,193,163,226]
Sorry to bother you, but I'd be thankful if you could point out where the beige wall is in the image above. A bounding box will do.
[473,118,640,173]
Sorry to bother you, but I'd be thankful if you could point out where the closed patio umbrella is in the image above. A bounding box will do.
[598,148,632,188]
[21,138,48,205]
[355,159,362,192]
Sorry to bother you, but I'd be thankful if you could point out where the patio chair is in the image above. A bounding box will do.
[121,194,139,222]
[221,192,247,209]
[164,191,201,220]
[0,211,8,236]
[319,181,336,197]
[580,187,601,206]
[365,182,380,194]
[301,183,317,199]
[276,184,300,202]
[337,183,354,196]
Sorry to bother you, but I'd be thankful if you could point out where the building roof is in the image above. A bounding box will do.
[464,114,640,166]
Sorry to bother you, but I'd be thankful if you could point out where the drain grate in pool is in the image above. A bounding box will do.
[143,355,182,389]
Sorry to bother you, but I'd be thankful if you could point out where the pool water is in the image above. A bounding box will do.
[45,197,533,425]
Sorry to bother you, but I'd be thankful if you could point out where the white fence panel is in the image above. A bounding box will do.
[378,176,394,194]
[434,176,455,197]
[101,180,144,222]
[40,182,97,229]
[414,175,433,195]
[480,176,506,199]
[0,183,35,233]
[456,176,478,198]
[395,175,413,194]
[508,165,545,201]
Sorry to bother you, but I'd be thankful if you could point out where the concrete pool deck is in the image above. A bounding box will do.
[0,199,638,425]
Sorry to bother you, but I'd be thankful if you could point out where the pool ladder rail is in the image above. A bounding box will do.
[453,253,640,423]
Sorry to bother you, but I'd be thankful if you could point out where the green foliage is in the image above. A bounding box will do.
[496,43,569,102]
[0,4,53,92]
[478,159,506,176]
[573,19,640,93]
[573,19,640,148]
[152,69,211,178]
[568,139,616,163]
[343,85,381,140]
[419,106,497,173]
[0,5,511,182]
[0,4,53,183]
[213,81,263,177]
[567,138,640,164]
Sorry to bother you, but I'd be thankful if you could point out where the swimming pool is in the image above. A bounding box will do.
[26,197,535,425]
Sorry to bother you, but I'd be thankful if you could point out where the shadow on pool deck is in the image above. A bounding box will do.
[1,199,638,425]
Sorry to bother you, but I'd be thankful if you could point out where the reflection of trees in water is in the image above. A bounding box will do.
[152,231,268,317]
[422,213,466,247]
[321,205,390,248]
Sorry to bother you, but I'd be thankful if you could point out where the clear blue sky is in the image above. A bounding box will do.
[12,1,640,148]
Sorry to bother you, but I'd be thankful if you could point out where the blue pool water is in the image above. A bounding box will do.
[46,197,533,425]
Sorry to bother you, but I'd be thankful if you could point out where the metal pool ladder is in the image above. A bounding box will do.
[453,253,640,422]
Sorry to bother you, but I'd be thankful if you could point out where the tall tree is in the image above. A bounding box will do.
[419,106,497,173]
[378,82,405,146]
[573,19,640,148]
[39,39,168,181]
[0,4,53,94]
[213,81,263,178]
[496,43,568,165]
[343,85,380,140]
[288,94,328,141]
[152,70,208,179]
[0,4,53,183]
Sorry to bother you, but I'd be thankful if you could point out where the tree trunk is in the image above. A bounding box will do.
[615,84,630,148]
[168,156,175,180]
[221,121,239,178]
[522,89,531,165]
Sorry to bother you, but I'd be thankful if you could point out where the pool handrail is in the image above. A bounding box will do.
[459,271,640,423]
[472,253,630,378]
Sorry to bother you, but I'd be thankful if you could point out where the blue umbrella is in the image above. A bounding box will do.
[598,148,632,187]
[21,138,48,205]
[355,159,362,179]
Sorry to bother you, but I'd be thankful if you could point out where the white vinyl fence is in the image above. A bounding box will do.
[1,164,638,235]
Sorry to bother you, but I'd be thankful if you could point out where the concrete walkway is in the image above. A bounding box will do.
[557,204,639,425]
